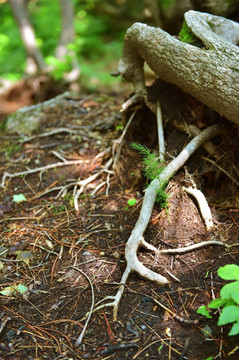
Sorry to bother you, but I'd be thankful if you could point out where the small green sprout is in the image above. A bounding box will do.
[197,305,212,319]
[128,198,136,206]
[116,124,124,131]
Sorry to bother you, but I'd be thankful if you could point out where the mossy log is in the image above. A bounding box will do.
[113,11,239,127]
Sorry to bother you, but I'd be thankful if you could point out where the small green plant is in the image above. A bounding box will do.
[179,21,198,44]
[115,124,124,131]
[50,204,65,214]
[131,142,169,208]
[197,305,212,319]
[4,143,21,157]
[125,198,137,210]
[197,264,239,336]
[128,198,136,207]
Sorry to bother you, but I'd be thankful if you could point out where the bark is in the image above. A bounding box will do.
[8,0,46,73]
[114,11,239,127]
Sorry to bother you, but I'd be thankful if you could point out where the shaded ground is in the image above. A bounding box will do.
[0,78,239,360]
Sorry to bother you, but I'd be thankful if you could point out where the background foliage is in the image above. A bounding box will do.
[0,0,132,89]
[1,0,238,89]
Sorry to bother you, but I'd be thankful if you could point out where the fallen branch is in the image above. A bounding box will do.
[83,123,224,321]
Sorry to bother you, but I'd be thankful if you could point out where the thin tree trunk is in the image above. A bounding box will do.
[55,0,80,82]
[8,0,46,73]
[55,0,74,59]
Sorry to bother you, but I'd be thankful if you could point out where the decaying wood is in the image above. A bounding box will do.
[113,10,239,127]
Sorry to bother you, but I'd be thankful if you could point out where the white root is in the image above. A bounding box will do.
[159,240,229,254]
[74,158,113,212]
[156,101,165,162]
[70,266,95,347]
[183,186,214,230]
[1,160,84,188]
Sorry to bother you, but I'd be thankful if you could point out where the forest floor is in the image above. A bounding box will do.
[0,77,239,360]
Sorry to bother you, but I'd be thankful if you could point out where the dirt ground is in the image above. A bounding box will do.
[0,78,239,360]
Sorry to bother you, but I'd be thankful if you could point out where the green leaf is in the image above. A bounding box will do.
[0,286,15,296]
[220,281,239,302]
[0,260,3,270]
[197,305,212,318]
[229,320,239,336]
[0,283,28,296]
[209,298,227,309]
[16,284,28,294]
[218,306,239,326]
[218,264,239,281]
[127,198,136,206]
[13,193,26,203]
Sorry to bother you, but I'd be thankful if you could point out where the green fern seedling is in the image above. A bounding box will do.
[131,142,169,208]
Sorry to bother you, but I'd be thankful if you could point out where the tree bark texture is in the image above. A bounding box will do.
[8,0,46,73]
[115,11,239,127]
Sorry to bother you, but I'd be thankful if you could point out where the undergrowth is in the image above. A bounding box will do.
[197,264,239,336]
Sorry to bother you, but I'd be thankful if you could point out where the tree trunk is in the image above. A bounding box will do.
[8,0,46,74]
[55,0,74,59]
[55,0,80,82]
[114,11,239,127]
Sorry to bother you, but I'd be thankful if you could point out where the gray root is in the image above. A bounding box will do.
[114,10,239,127]
[172,121,221,159]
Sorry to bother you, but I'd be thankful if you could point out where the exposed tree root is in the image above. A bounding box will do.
[183,186,214,230]
[1,159,84,189]
[156,101,165,162]
[82,123,227,321]
[172,120,222,160]
[202,156,239,188]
